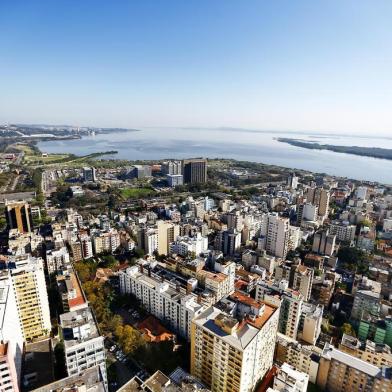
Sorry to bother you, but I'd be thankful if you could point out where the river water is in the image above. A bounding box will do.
[37,128,392,184]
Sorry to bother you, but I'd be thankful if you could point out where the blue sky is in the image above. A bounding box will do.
[0,0,391,134]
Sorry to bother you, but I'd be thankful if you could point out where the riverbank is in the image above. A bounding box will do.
[277,138,392,161]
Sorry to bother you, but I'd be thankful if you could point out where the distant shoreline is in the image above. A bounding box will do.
[277,138,392,161]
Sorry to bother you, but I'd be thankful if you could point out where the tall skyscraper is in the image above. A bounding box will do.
[5,201,33,233]
[182,158,207,184]
[260,213,290,259]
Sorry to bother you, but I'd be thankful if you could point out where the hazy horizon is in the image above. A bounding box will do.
[5,123,391,139]
[1,1,392,136]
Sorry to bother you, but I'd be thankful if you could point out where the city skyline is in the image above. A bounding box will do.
[1,0,391,135]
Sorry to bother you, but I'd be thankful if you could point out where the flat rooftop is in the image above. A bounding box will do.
[193,304,277,351]
[31,365,105,392]
[322,344,381,377]
[60,307,100,348]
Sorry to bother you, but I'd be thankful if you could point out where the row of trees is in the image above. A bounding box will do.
[74,260,145,355]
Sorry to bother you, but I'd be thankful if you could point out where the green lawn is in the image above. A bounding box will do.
[120,187,155,199]
[24,153,71,164]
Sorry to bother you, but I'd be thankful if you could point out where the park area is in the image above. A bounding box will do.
[120,187,156,199]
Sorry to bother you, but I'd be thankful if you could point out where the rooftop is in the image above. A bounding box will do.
[31,365,106,392]
[322,343,381,377]
[193,303,277,351]
[60,307,100,348]
[57,269,87,310]
[118,371,209,392]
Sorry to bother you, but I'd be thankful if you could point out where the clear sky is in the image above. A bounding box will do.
[0,0,391,135]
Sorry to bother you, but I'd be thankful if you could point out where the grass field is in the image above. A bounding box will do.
[12,143,37,155]
[24,153,71,164]
[120,187,155,199]
[12,143,72,164]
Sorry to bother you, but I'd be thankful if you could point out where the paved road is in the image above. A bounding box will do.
[105,338,145,391]
[9,175,20,191]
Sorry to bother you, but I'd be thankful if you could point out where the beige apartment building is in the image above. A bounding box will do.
[317,343,392,391]
[339,334,392,368]
[157,220,180,255]
[5,255,51,342]
[191,301,279,392]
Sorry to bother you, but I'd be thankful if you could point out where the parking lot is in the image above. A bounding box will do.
[105,337,149,391]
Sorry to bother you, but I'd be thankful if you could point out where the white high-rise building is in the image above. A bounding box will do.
[287,173,299,190]
[256,281,304,340]
[46,246,70,274]
[292,265,314,302]
[289,226,302,251]
[119,265,205,340]
[329,221,356,242]
[169,233,208,256]
[0,272,24,388]
[355,186,368,200]
[60,307,106,386]
[161,160,182,175]
[297,203,318,226]
[144,228,159,255]
[260,213,290,259]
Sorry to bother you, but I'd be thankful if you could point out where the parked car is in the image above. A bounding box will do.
[109,345,117,352]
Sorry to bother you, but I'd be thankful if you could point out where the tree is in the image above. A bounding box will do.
[337,246,366,265]
[340,323,356,338]
[115,324,144,355]
[134,248,145,259]
[107,315,123,334]
[0,216,7,231]
[74,262,94,282]
[362,219,373,228]
[100,254,118,268]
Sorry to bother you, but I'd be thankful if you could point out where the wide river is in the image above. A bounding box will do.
[38,128,392,184]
